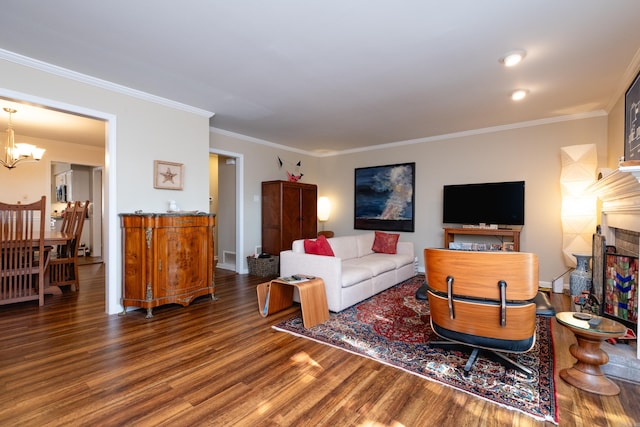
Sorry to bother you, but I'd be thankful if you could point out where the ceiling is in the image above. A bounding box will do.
[1,1,640,155]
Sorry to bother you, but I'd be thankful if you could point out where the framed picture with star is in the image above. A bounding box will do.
[154,160,184,190]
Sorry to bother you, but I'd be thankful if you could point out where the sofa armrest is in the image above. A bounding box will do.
[280,250,344,311]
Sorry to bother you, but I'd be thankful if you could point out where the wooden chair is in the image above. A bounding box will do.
[0,196,48,306]
[49,200,89,291]
[424,248,539,377]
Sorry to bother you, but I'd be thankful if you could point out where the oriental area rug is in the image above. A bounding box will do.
[273,275,558,424]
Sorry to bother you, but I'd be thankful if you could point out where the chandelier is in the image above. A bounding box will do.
[1,107,46,170]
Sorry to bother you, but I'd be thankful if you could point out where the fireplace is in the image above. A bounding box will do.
[590,163,640,382]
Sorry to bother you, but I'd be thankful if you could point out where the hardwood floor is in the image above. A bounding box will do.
[1,265,639,426]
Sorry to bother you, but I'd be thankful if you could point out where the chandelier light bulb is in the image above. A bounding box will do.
[1,107,46,169]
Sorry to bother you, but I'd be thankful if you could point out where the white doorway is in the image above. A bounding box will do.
[210,148,244,273]
[0,88,117,313]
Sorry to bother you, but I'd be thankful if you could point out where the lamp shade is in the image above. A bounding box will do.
[317,196,331,222]
[560,144,597,267]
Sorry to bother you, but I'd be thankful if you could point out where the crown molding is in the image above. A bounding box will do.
[213,110,608,158]
[606,46,640,112]
[0,49,214,118]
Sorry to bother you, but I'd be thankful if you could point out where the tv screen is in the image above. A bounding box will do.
[442,181,525,226]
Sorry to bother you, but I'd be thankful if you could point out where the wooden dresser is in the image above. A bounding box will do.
[120,212,216,318]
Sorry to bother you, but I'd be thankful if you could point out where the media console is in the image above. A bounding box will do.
[443,227,520,252]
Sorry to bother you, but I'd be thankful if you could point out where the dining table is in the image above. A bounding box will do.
[43,230,74,246]
[0,230,74,303]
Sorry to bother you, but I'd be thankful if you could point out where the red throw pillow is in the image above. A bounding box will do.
[372,231,400,254]
[304,234,335,256]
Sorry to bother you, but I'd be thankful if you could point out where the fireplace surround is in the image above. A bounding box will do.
[590,162,640,381]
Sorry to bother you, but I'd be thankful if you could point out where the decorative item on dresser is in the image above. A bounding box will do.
[261,180,317,255]
[119,212,216,318]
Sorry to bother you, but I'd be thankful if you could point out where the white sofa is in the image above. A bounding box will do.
[280,232,415,312]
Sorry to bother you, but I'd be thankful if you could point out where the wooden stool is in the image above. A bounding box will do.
[257,277,329,328]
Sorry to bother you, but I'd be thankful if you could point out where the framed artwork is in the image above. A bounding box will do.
[603,253,638,327]
[624,69,640,161]
[154,160,184,190]
[354,162,415,232]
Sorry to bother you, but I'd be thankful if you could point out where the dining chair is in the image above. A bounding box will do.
[49,200,89,291]
[0,196,48,306]
[53,201,74,257]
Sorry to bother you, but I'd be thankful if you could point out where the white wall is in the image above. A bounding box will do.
[211,114,608,282]
[0,56,212,314]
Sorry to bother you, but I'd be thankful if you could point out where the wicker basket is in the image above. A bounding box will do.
[247,255,279,277]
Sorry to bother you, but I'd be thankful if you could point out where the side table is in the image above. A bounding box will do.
[555,311,627,395]
[257,277,329,328]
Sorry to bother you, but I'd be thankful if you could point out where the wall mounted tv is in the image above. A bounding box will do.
[442,181,525,226]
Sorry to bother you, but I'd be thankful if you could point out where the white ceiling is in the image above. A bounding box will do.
[1,1,640,154]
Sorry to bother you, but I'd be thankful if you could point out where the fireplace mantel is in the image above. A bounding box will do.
[589,163,640,233]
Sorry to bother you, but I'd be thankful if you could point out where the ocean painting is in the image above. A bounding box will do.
[354,162,415,232]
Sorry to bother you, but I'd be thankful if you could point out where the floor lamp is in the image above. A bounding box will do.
[560,144,597,267]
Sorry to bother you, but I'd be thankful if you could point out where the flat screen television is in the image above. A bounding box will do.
[442,181,525,226]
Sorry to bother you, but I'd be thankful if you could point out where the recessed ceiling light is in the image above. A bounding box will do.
[500,50,527,67]
[511,89,529,101]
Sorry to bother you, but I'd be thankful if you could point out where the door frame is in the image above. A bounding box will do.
[0,87,117,313]
[209,148,244,273]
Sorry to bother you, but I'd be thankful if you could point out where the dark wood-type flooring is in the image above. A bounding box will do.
[1,264,639,426]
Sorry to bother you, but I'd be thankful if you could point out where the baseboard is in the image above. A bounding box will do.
[216,262,235,271]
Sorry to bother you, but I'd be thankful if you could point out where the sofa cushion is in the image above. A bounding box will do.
[340,264,374,288]
[346,255,397,276]
[384,253,415,269]
[327,235,359,260]
[356,233,375,257]
[372,231,400,254]
[304,235,335,256]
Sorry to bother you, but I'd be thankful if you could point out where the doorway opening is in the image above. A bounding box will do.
[209,149,244,273]
[0,89,117,313]
[51,161,104,261]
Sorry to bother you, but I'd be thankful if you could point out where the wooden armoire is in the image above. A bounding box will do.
[261,180,317,255]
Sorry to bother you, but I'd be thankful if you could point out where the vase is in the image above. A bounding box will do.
[570,254,592,297]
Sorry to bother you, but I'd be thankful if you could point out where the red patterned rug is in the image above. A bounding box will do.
[273,275,558,424]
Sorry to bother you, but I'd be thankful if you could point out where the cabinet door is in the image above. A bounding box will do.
[155,226,210,295]
[281,184,302,252]
[261,182,282,255]
[300,185,318,239]
[121,221,153,301]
